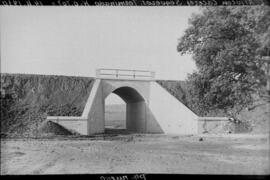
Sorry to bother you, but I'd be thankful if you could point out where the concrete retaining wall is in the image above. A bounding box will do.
[46,116,87,135]
[147,82,199,134]
[197,117,229,134]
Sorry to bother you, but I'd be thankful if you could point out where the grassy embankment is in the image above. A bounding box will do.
[1,74,269,137]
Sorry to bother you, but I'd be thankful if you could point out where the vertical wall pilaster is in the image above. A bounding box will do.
[126,101,147,133]
[84,79,105,135]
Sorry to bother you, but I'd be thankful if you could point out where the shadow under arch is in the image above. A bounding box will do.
[112,86,145,103]
[103,84,148,103]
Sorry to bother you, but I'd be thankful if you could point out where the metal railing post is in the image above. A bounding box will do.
[151,71,155,79]
[133,70,136,79]
[96,69,100,78]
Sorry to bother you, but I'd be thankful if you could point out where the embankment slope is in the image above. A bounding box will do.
[1,74,268,137]
[1,73,94,137]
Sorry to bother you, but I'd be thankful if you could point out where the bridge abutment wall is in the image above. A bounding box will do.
[46,77,229,135]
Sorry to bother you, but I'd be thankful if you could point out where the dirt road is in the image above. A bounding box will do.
[1,134,269,174]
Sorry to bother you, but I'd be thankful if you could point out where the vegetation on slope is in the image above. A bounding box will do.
[177,6,269,118]
[1,73,94,137]
[156,80,193,111]
[162,6,270,133]
[157,79,269,133]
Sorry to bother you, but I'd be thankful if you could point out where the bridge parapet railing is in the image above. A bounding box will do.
[96,68,155,80]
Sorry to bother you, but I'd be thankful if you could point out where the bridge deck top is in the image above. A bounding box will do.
[96,68,155,80]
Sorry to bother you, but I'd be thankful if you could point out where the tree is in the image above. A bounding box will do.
[177,6,270,117]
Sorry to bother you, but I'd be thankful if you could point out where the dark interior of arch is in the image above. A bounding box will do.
[112,87,144,103]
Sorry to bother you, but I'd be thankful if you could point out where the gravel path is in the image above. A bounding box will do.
[1,134,269,174]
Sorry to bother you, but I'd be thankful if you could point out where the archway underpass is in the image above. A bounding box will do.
[104,86,147,134]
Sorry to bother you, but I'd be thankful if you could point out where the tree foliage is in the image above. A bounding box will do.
[177,6,270,116]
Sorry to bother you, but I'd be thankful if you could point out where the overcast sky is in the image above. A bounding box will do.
[1,6,199,104]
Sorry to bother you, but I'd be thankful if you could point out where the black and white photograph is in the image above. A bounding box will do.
[0,1,269,176]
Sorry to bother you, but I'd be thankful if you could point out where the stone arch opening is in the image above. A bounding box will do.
[104,86,147,134]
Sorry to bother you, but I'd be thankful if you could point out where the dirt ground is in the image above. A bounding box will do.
[1,133,269,175]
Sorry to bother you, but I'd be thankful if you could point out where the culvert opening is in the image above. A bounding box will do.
[104,86,146,135]
[105,93,128,134]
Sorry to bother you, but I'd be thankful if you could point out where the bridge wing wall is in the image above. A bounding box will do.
[147,82,199,134]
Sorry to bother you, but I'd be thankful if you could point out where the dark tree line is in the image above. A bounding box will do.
[177,6,270,117]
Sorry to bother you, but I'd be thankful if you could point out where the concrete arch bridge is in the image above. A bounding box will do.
[47,69,229,135]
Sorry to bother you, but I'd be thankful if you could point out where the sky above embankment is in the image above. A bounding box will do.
[1,6,198,81]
